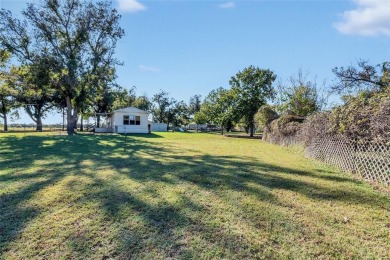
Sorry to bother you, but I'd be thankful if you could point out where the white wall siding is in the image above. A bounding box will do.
[152,123,167,132]
[112,110,150,134]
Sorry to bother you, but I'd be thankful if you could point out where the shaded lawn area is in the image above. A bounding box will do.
[0,132,389,259]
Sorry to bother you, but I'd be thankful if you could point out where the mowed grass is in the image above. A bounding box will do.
[0,132,389,259]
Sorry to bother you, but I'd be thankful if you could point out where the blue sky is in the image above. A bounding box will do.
[1,0,390,124]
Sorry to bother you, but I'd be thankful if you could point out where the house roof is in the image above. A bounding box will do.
[112,107,149,114]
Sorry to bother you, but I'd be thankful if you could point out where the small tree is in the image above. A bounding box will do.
[276,70,327,117]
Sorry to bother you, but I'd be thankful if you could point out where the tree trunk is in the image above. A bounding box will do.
[80,115,84,132]
[221,124,224,135]
[249,123,254,137]
[66,97,78,135]
[97,115,100,128]
[2,112,8,131]
[62,108,65,131]
[36,117,43,131]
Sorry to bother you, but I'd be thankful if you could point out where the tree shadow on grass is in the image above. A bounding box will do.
[0,134,389,258]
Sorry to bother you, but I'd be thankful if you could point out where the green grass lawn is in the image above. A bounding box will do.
[0,132,389,259]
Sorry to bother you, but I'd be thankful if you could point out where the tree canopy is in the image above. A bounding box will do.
[0,50,18,131]
[229,66,276,136]
[332,60,390,94]
[0,0,124,134]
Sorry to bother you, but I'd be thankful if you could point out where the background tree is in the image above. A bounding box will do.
[0,50,18,131]
[276,70,327,117]
[229,66,276,137]
[332,60,390,94]
[0,0,124,134]
[188,94,202,118]
[152,90,173,123]
[133,94,152,111]
[194,110,208,125]
[168,100,189,127]
[196,87,238,134]
[12,57,57,131]
[112,87,136,110]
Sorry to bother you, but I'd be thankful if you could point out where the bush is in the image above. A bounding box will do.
[263,88,390,146]
[254,105,279,132]
[262,115,304,145]
[328,89,390,143]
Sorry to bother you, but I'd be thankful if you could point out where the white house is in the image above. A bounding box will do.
[111,107,151,134]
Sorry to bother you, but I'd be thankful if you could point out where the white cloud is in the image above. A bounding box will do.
[219,1,235,9]
[117,0,146,13]
[139,65,160,73]
[335,0,390,36]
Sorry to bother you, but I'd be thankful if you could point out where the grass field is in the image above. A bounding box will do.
[0,132,389,259]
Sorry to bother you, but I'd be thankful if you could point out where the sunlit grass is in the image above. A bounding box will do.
[0,132,389,259]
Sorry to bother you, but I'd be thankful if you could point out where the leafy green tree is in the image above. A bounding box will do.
[169,100,189,127]
[133,94,152,111]
[112,87,136,110]
[152,90,174,123]
[277,70,327,117]
[197,87,238,133]
[229,66,276,137]
[286,85,319,117]
[194,110,208,125]
[11,57,57,131]
[188,95,202,117]
[0,50,18,131]
[0,0,124,134]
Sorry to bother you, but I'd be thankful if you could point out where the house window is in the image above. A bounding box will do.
[123,115,129,125]
[123,115,141,125]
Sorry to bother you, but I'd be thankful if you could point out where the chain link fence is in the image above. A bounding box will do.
[306,135,390,186]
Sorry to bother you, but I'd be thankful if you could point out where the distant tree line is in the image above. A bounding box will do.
[196,60,389,142]
[1,0,388,139]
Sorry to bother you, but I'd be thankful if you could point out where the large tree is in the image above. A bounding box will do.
[11,57,57,131]
[229,66,276,137]
[0,0,124,134]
